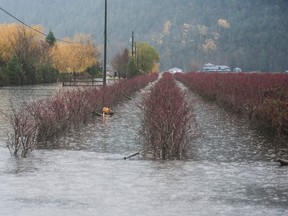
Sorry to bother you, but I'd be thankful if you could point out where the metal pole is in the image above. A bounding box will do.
[131,31,134,58]
[103,0,107,85]
[135,42,137,66]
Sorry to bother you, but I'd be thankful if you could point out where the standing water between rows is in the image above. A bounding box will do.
[0,82,288,216]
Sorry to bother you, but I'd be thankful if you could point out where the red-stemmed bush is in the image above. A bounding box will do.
[175,72,288,137]
[139,73,196,160]
[8,73,158,157]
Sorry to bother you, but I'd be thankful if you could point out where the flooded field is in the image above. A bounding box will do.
[0,83,288,216]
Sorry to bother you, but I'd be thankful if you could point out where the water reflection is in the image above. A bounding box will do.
[38,89,144,156]
[3,154,40,175]
[2,149,287,216]
[0,84,63,147]
[188,94,287,163]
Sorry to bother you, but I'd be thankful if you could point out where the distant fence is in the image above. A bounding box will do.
[61,73,104,87]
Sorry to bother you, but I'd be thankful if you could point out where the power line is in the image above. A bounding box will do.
[0,6,75,44]
[47,1,117,62]
[0,6,47,37]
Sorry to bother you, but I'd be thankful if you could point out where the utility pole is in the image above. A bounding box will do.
[135,42,138,67]
[103,0,107,85]
[131,31,134,58]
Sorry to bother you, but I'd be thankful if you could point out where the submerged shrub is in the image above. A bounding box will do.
[8,73,158,157]
[139,73,196,160]
[7,107,38,158]
[253,98,288,136]
[176,72,288,137]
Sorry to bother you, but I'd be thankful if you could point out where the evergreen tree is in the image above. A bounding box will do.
[46,31,56,47]
[128,58,139,77]
[6,55,24,85]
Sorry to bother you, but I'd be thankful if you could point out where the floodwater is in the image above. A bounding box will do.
[0,82,288,216]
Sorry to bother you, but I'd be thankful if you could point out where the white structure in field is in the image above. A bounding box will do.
[168,67,183,74]
[233,67,242,72]
[203,63,231,72]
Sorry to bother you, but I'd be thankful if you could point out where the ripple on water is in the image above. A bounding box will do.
[1,83,288,216]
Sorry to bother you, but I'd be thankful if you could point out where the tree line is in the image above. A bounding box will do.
[0,23,159,86]
[0,24,57,85]
[0,24,100,86]
[1,0,286,72]
[111,43,159,78]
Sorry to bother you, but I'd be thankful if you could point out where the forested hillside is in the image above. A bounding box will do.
[0,0,287,71]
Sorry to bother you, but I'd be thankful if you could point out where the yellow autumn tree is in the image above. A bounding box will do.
[151,62,160,73]
[51,34,99,73]
[163,20,172,35]
[0,24,16,61]
[0,24,44,61]
[202,39,217,52]
[217,19,230,29]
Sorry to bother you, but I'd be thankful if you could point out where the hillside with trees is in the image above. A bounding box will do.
[0,0,287,72]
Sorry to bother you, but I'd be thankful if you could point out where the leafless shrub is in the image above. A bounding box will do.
[7,107,38,157]
[7,73,158,157]
[139,73,197,160]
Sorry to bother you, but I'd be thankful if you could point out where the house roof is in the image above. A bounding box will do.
[204,63,214,67]
[169,67,183,72]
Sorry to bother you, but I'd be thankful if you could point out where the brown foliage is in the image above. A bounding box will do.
[51,34,99,73]
[0,24,44,63]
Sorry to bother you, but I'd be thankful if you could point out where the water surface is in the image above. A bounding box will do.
[0,83,288,216]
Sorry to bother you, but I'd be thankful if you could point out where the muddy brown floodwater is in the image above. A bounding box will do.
[0,82,288,216]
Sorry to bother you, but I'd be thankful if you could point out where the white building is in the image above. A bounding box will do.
[168,67,183,74]
[203,63,231,72]
[233,67,242,72]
